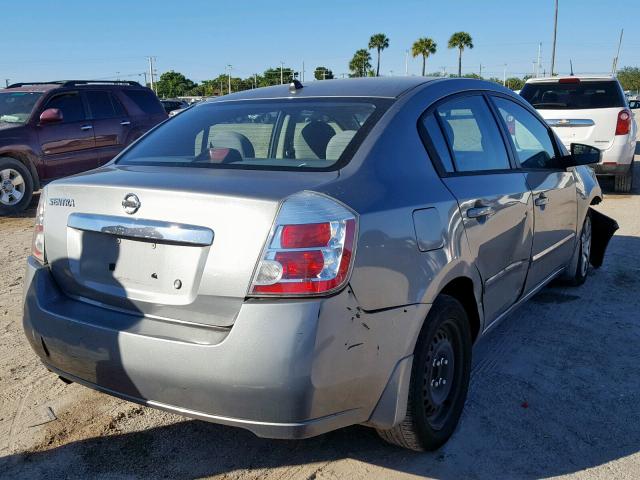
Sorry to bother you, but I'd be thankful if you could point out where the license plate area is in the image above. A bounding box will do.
[68,230,208,304]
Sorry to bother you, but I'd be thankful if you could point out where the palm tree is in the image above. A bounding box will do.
[411,37,437,76]
[349,49,372,77]
[448,32,474,77]
[368,33,390,77]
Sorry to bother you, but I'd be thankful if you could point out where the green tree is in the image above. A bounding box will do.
[155,70,196,98]
[314,66,334,80]
[349,49,372,77]
[448,32,474,77]
[617,67,640,92]
[262,67,295,86]
[505,77,525,90]
[368,33,390,77]
[411,37,437,76]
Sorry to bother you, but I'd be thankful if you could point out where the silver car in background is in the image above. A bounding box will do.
[23,77,617,451]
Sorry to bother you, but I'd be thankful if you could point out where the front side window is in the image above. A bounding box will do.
[117,99,384,170]
[0,92,42,124]
[492,97,558,169]
[436,95,510,172]
[44,92,86,123]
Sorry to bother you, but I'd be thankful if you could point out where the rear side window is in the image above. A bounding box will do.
[436,96,510,172]
[492,97,559,169]
[86,91,119,119]
[122,90,164,115]
[44,92,86,123]
[520,81,625,110]
[421,114,455,173]
[117,99,386,171]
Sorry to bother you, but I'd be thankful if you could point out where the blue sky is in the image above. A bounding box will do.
[2,0,638,85]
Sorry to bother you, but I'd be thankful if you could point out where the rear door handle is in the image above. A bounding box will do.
[80,125,93,131]
[120,120,131,126]
[466,206,495,219]
[534,193,549,207]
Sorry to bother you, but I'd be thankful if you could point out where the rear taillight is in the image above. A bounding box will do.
[616,109,631,136]
[249,191,357,296]
[32,192,46,263]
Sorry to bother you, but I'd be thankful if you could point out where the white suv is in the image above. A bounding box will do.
[521,76,637,192]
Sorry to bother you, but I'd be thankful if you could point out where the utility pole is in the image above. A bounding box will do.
[550,0,558,76]
[479,63,483,78]
[147,56,155,93]
[254,73,257,89]
[227,64,232,94]
[612,28,624,75]
[280,61,284,84]
[440,66,446,77]
[405,50,409,76]
[141,71,148,86]
[503,64,507,86]
[536,42,542,77]
[116,71,120,81]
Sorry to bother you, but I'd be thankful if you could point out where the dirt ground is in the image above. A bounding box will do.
[1,155,639,479]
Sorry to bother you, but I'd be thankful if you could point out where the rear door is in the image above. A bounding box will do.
[520,79,626,151]
[37,91,97,178]
[490,95,578,293]
[428,94,533,325]
[85,90,133,166]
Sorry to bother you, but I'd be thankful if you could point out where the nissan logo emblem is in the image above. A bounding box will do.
[122,193,141,214]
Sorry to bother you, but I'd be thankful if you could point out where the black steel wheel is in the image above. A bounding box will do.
[377,295,472,451]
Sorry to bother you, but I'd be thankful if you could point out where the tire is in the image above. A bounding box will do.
[377,295,472,451]
[614,163,633,193]
[0,157,34,215]
[567,212,592,286]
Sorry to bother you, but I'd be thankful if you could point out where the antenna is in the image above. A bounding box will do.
[569,59,574,76]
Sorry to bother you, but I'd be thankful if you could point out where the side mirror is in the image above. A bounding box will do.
[565,143,601,167]
[39,108,63,125]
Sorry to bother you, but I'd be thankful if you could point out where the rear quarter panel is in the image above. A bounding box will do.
[318,79,486,323]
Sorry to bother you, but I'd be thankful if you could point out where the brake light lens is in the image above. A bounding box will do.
[250,191,357,296]
[559,77,580,84]
[616,109,631,136]
[32,193,46,263]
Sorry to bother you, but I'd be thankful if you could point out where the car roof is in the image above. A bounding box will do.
[1,80,145,94]
[525,75,617,84]
[209,77,440,102]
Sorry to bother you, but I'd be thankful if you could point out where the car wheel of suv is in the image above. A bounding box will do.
[377,295,472,451]
[614,163,633,193]
[0,157,34,215]
[568,212,592,286]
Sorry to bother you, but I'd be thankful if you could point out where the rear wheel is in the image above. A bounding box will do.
[614,162,633,193]
[377,295,472,451]
[0,157,34,215]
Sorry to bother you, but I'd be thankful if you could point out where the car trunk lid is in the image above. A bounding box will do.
[43,165,338,327]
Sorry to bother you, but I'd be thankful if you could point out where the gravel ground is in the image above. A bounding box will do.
[1,152,639,479]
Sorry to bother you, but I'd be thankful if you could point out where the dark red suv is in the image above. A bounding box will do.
[0,80,167,214]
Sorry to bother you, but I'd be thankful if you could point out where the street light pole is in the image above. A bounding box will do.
[405,50,409,76]
[551,0,558,76]
[280,62,284,84]
[503,64,507,86]
[227,64,232,94]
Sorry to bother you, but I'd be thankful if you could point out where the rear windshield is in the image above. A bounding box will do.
[0,91,42,124]
[117,99,387,171]
[520,81,625,110]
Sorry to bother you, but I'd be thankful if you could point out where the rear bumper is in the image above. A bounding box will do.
[593,136,636,176]
[22,256,426,439]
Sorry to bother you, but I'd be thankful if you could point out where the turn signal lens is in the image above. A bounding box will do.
[615,109,631,136]
[32,193,46,263]
[250,191,357,296]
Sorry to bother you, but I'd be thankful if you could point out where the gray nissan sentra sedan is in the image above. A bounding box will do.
[23,77,617,451]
